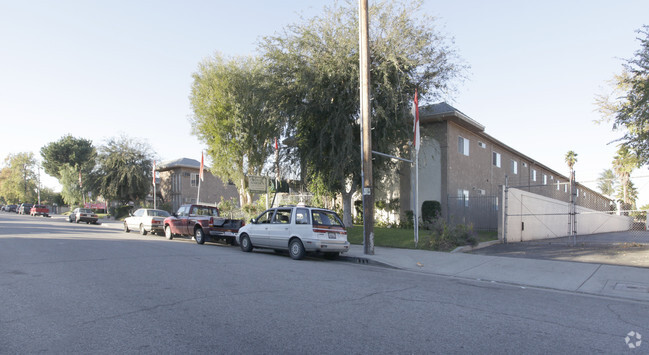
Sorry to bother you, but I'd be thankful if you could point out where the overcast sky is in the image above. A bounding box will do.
[1,0,648,202]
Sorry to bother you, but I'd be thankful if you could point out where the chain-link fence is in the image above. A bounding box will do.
[446,194,499,231]
[502,176,649,245]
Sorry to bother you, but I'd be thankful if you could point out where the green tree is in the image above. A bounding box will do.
[260,0,462,225]
[617,180,638,210]
[40,134,96,179]
[597,25,649,164]
[597,168,617,196]
[0,152,38,203]
[40,135,96,205]
[612,145,639,205]
[190,54,279,206]
[94,136,155,204]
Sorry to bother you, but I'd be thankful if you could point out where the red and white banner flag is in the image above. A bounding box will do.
[199,152,204,181]
[412,89,420,153]
[152,160,156,186]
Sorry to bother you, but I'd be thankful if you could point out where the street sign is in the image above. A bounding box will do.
[248,176,267,193]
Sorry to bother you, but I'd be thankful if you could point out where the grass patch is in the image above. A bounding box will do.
[347,225,498,252]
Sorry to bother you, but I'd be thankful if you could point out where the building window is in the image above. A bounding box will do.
[492,152,501,168]
[543,174,548,185]
[557,181,561,190]
[191,173,199,187]
[458,189,469,207]
[532,169,537,182]
[458,136,469,156]
[511,160,518,175]
[478,141,487,149]
[522,162,528,168]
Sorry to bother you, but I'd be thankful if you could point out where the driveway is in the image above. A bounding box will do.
[470,231,649,268]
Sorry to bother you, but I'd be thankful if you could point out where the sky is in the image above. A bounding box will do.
[1,1,648,202]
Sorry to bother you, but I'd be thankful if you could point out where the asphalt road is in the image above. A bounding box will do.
[471,232,649,268]
[1,213,648,353]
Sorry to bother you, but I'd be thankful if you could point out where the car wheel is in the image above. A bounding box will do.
[124,222,130,233]
[240,234,253,252]
[165,226,173,240]
[323,252,339,260]
[139,224,147,236]
[195,227,205,244]
[289,239,306,260]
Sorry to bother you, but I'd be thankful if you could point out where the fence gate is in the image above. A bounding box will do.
[502,176,649,246]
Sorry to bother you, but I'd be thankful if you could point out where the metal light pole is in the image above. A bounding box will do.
[359,0,374,254]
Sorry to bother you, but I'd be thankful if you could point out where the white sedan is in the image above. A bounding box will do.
[124,208,170,235]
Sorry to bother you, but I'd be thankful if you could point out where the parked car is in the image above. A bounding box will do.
[4,204,17,212]
[17,203,33,215]
[30,204,50,217]
[124,208,171,235]
[68,208,99,224]
[237,204,350,260]
[163,204,244,245]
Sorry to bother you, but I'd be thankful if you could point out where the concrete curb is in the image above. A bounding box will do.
[451,240,502,253]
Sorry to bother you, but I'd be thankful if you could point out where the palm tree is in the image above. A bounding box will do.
[597,169,617,196]
[612,145,638,205]
[564,151,578,172]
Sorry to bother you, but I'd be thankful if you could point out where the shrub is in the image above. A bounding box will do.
[421,200,441,222]
[418,218,477,251]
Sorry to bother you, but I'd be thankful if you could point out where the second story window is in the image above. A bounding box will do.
[191,173,199,187]
[532,169,537,182]
[511,160,518,175]
[492,152,501,168]
[458,136,469,156]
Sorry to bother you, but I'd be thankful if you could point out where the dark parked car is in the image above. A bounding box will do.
[18,203,33,215]
[4,204,17,212]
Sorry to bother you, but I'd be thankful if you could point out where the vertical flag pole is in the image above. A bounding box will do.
[152,160,157,210]
[197,151,204,203]
[413,90,420,247]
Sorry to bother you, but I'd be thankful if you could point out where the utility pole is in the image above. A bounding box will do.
[359,0,374,255]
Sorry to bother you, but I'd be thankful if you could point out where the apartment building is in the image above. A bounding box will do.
[156,158,239,212]
[394,102,613,230]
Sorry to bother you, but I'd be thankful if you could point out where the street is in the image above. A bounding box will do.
[1,213,647,354]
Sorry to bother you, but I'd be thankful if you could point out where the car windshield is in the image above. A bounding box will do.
[149,210,170,217]
[311,210,344,227]
[79,209,93,213]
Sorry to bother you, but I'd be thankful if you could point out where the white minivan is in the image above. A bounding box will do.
[237,205,350,260]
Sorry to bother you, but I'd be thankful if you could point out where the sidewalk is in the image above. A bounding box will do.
[342,244,649,302]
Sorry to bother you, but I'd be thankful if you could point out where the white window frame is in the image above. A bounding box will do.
[478,141,487,149]
[191,173,199,187]
[532,169,537,182]
[492,152,501,168]
[458,189,469,207]
[458,136,470,156]
[511,160,518,175]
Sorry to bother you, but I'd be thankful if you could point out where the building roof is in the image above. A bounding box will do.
[420,102,485,133]
[157,158,201,171]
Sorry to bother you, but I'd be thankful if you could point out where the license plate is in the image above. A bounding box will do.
[328,232,336,239]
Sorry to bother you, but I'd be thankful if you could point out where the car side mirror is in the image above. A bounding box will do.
[172,213,178,217]
[250,218,257,224]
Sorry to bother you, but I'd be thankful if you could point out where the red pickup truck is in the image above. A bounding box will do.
[163,204,244,245]
[30,204,50,217]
